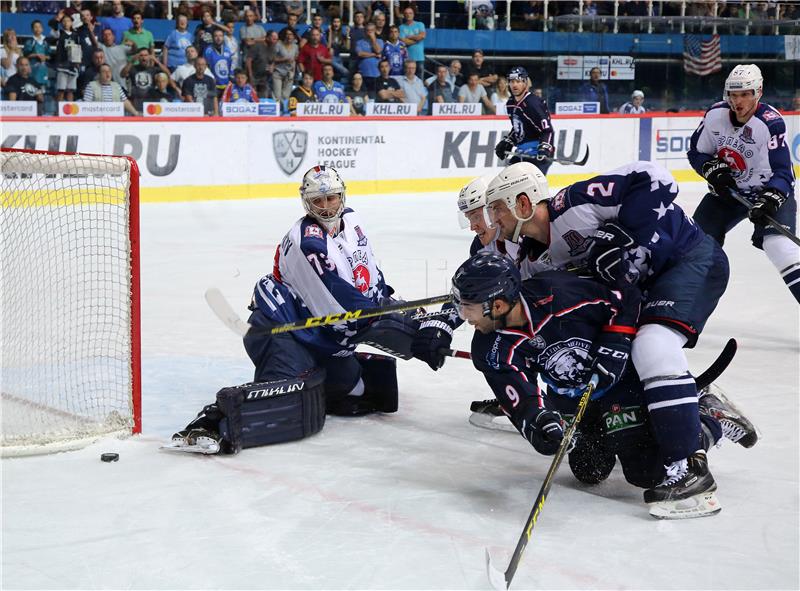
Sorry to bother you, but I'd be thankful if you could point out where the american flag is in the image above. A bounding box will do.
[683,34,722,76]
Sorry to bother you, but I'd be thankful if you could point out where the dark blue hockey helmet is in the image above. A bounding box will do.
[508,66,529,82]
[451,252,521,317]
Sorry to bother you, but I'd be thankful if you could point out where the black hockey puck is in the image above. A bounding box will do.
[100,453,119,462]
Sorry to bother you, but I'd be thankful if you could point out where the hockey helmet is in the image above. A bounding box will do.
[485,162,549,242]
[457,174,494,229]
[451,252,521,318]
[508,66,529,82]
[724,64,763,104]
[300,166,346,231]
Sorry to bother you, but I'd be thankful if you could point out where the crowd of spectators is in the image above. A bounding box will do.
[0,1,795,116]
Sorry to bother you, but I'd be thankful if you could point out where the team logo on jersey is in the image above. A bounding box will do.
[762,109,779,121]
[740,125,755,144]
[354,225,368,246]
[353,264,371,293]
[538,338,591,386]
[273,130,308,175]
[304,224,324,239]
[718,147,747,173]
[486,336,502,369]
[562,230,592,256]
[527,334,547,349]
[551,188,567,212]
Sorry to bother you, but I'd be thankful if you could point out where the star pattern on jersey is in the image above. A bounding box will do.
[650,178,679,195]
[653,201,675,220]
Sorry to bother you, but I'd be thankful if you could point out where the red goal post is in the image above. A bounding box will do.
[1,148,141,456]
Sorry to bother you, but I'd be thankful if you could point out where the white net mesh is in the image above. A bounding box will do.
[0,151,137,456]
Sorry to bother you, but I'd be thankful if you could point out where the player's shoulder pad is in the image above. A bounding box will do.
[298,216,328,253]
[704,101,731,119]
[755,102,786,130]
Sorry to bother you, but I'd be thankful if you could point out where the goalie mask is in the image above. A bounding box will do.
[300,166,346,232]
[723,64,763,105]
[485,162,549,243]
[457,174,494,230]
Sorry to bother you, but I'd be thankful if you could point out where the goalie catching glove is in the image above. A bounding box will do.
[748,187,786,227]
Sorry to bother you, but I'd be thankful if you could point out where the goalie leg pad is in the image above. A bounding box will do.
[357,352,398,413]
[217,368,326,451]
[323,353,399,415]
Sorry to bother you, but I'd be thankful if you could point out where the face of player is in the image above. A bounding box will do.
[632,95,643,107]
[465,209,492,245]
[728,89,759,122]
[310,194,342,222]
[488,200,517,241]
[509,78,527,98]
[458,300,508,334]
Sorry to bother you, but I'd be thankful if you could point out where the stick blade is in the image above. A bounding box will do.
[485,548,509,590]
[204,288,251,337]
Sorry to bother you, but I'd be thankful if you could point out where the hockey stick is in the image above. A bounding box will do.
[508,146,590,167]
[205,288,452,336]
[727,191,800,247]
[483,338,736,589]
[486,377,598,590]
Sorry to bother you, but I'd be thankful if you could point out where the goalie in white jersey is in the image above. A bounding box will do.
[688,64,799,303]
[167,166,412,454]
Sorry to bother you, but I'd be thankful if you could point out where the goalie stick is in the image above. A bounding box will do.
[508,145,590,167]
[728,190,800,247]
[484,338,737,590]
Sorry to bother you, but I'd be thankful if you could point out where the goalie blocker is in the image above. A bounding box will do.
[173,353,398,454]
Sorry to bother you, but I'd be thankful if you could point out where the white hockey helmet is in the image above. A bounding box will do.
[485,162,549,242]
[299,165,346,231]
[457,174,494,229]
[724,64,763,104]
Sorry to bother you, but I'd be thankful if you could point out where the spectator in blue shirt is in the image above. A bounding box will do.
[399,6,425,77]
[356,22,383,92]
[100,0,132,45]
[579,66,610,113]
[163,14,193,71]
[204,29,234,95]
[381,25,407,76]
[313,64,346,103]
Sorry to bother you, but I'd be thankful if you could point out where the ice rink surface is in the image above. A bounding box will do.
[2,182,799,590]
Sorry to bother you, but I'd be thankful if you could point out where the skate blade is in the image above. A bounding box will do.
[160,440,220,455]
[469,412,517,433]
[648,490,721,519]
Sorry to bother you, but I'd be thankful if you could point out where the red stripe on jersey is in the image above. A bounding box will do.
[602,324,637,335]
[272,244,282,283]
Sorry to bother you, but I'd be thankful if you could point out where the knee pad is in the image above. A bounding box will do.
[326,353,399,416]
[632,323,689,381]
[216,368,326,453]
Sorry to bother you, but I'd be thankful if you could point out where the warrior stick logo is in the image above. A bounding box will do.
[273,130,308,175]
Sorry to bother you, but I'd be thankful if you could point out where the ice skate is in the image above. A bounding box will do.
[699,384,758,448]
[160,429,222,455]
[468,399,516,433]
[645,451,720,519]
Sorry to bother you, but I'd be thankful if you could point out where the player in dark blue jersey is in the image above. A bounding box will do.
[167,167,416,455]
[494,67,554,175]
[451,252,756,518]
[687,64,799,303]
[483,161,731,507]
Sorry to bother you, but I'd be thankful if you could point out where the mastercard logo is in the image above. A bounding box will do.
[146,104,163,115]
[61,103,80,115]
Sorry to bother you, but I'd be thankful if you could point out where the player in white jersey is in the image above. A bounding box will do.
[167,166,409,454]
[688,64,799,303]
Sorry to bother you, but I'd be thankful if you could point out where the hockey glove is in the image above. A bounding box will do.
[495,137,514,160]
[588,222,640,288]
[586,328,635,398]
[701,158,737,198]
[530,409,565,456]
[536,141,554,161]
[410,319,454,371]
[748,188,786,227]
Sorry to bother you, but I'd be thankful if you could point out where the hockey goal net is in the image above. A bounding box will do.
[1,149,141,456]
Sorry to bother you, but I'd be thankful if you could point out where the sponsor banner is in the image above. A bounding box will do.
[296,102,349,117]
[144,102,205,117]
[0,101,37,116]
[59,101,124,117]
[650,114,800,176]
[221,102,280,117]
[555,102,600,115]
[0,116,634,199]
[365,102,417,116]
[557,56,584,80]
[432,103,481,116]
[609,56,635,80]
